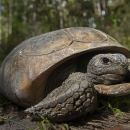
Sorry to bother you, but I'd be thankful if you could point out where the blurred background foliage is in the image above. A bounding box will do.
[0,0,130,64]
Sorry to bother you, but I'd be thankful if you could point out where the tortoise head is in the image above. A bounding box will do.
[87,53,128,85]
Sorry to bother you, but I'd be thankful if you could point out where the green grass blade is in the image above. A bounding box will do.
[108,103,113,109]
[36,121,45,130]
[41,116,52,127]
[115,108,123,117]
[62,123,69,130]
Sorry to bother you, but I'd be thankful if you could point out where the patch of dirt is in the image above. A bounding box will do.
[0,104,37,130]
[0,103,130,130]
[70,111,130,130]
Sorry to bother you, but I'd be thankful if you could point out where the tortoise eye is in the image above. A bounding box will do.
[102,57,110,64]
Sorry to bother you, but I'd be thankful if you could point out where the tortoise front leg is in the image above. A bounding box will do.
[25,72,97,122]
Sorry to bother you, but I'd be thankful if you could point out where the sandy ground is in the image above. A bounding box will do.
[0,103,130,130]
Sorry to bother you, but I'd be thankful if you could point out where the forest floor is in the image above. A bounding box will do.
[0,102,130,130]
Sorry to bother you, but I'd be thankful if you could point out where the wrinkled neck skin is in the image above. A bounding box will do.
[86,53,129,85]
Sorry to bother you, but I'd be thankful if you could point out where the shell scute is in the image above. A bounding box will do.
[65,27,107,43]
[22,30,72,56]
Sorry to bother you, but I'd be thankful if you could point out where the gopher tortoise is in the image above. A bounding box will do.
[0,27,130,122]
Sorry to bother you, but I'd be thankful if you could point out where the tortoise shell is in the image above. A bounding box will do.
[0,27,130,108]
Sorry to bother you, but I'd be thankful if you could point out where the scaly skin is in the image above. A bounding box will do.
[25,72,96,122]
[25,53,128,122]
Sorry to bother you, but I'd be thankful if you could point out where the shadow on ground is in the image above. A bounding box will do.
[0,103,130,130]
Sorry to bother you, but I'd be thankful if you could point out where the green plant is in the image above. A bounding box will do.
[97,96,130,117]
[36,121,45,130]
[62,123,69,130]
